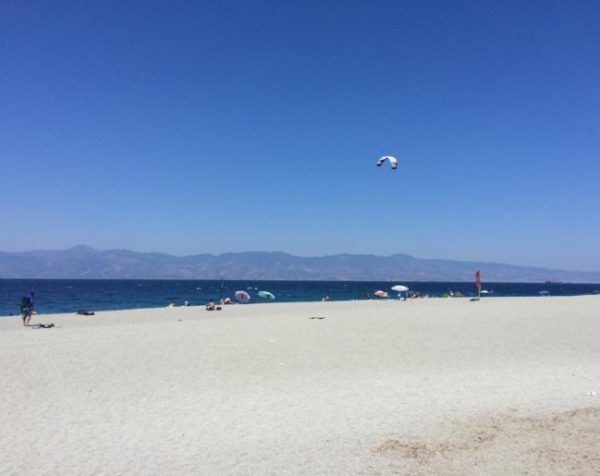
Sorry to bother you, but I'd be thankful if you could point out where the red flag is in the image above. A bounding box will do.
[475,270,481,290]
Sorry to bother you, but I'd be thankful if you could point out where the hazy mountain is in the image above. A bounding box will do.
[1,246,599,282]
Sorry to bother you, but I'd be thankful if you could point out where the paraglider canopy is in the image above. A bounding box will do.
[376,156,398,169]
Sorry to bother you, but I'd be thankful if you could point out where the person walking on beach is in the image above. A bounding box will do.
[20,292,34,326]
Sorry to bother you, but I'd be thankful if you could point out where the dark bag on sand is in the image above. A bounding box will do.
[21,296,32,309]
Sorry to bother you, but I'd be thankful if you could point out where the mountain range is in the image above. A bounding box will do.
[0,245,599,282]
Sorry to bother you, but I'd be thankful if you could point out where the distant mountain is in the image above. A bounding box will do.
[0,245,599,282]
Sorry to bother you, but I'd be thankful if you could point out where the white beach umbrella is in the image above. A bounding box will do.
[391,285,409,292]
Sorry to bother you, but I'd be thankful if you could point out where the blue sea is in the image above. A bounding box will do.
[1,279,599,317]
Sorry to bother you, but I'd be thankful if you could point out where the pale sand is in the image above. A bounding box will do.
[1,296,600,475]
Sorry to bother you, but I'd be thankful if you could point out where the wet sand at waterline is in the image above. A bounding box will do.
[1,296,599,474]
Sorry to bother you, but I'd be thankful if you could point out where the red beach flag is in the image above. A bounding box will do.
[475,270,481,290]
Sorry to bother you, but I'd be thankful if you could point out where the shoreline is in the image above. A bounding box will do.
[2,279,599,318]
[2,296,599,473]
[2,292,600,321]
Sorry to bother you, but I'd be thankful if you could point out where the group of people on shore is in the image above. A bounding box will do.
[207,296,236,310]
[19,288,464,327]
[167,295,234,311]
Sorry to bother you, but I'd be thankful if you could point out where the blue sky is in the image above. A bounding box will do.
[1,0,599,271]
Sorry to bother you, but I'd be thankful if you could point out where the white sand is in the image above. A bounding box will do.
[1,296,600,475]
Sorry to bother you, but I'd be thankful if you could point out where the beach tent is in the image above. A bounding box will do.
[235,290,251,303]
[374,290,389,298]
[257,291,275,301]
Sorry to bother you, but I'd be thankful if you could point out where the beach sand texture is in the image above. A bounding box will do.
[1,296,599,475]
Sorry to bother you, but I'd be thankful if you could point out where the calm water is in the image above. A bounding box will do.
[1,279,599,316]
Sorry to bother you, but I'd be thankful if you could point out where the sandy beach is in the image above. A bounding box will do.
[1,296,599,475]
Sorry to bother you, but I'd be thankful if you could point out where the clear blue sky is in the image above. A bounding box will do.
[1,0,599,271]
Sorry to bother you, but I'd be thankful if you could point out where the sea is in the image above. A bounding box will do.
[1,279,599,317]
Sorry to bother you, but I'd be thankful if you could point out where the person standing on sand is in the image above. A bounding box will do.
[20,292,34,326]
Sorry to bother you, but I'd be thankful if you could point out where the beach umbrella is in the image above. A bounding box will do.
[235,290,251,303]
[392,284,409,300]
[374,290,388,298]
[391,285,409,293]
[257,290,275,301]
